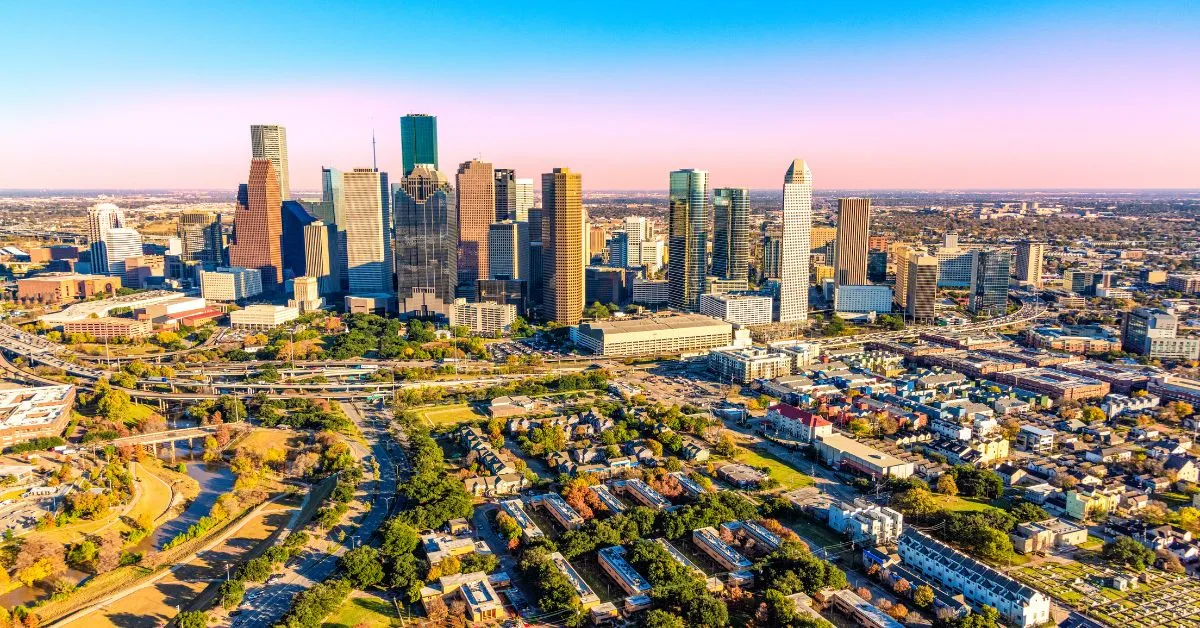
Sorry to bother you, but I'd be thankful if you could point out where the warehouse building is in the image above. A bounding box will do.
[570,313,733,357]
[815,433,914,479]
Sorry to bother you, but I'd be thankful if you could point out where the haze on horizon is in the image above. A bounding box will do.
[1,1,1197,192]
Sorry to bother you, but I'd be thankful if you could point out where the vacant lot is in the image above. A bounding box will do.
[416,403,486,429]
[736,446,815,490]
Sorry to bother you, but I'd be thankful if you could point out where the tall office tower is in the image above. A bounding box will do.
[456,160,496,294]
[341,169,391,295]
[868,250,888,283]
[513,178,534,222]
[394,165,457,310]
[314,167,350,292]
[488,221,529,280]
[178,210,223,267]
[667,169,709,311]
[608,231,629,267]
[303,220,337,295]
[934,231,974,287]
[622,216,649,268]
[1014,240,1045,287]
[103,228,144,277]
[905,252,939,322]
[87,203,127,275]
[968,250,1011,316]
[761,234,783,280]
[778,160,812,323]
[494,169,516,221]
[833,197,871,286]
[281,200,316,280]
[400,114,438,175]
[892,244,911,310]
[588,225,607,263]
[712,187,749,281]
[229,159,284,291]
[527,205,543,310]
[250,125,290,200]
[541,167,584,324]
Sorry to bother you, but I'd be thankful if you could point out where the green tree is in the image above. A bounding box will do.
[1101,535,1155,570]
[913,584,934,608]
[176,611,209,628]
[218,579,245,609]
[341,545,384,589]
[936,474,959,496]
[643,609,686,628]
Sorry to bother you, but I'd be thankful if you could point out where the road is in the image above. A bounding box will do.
[229,402,402,627]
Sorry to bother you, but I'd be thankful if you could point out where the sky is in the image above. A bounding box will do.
[1,1,1197,192]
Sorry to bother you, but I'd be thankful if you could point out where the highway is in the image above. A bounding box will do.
[229,401,402,627]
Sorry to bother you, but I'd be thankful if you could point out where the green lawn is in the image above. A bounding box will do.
[736,446,815,490]
[933,494,995,512]
[415,403,486,428]
[322,592,399,628]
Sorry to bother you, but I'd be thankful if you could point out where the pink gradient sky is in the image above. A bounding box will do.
[1,3,1197,191]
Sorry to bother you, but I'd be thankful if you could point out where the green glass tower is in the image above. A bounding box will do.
[400,114,438,175]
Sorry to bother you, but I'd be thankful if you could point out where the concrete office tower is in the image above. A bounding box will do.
[905,252,939,322]
[1014,240,1045,287]
[394,165,457,309]
[761,234,783,280]
[892,244,912,311]
[811,225,837,252]
[281,200,316,280]
[494,169,516,221]
[712,187,749,281]
[103,228,143,277]
[513,178,534,222]
[489,221,529,280]
[87,203,127,275]
[607,231,629,267]
[303,220,338,295]
[250,125,290,200]
[779,160,812,323]
[834,197,871,286]
[400,114,438,175]
[969,250,1011,316]
[582,211,592,264]
[622,216,651,268]
[457,160,496,292]
[229,159,284,291]
[588,225,607,263]
[314,166,350,292]
[178,210,223,266]
[541,167,585,325]
[341,169,391,295]
[668,169,710,311]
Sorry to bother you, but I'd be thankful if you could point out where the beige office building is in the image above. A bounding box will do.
[834,197,871,286]
[1014,241,1045,287]
[541,168,584,325]
[905,252,939,322]
[250,124,290,199]
[456,160,496,288]
[342,169,390,294]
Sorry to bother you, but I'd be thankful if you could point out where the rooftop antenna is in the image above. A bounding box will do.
[371,128,378,171]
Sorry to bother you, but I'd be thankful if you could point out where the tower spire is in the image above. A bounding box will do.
[371,129,378,171]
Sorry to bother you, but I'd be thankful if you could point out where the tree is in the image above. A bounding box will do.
[175,611,208,628]
[936,474,959,496]
[913,584,934,608]
[341,545,384,589]
[643,609,686,628]
[219,579,245,609]
[1102,535,1155,570]
[1010,502,1049,524]
[201,436,220,463]
[1082,406,1106,424]
[888,603,909,620]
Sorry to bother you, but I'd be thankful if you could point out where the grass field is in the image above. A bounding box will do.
[322,591,400,628]
[933,494,995,512]
[415,403,486,428]
[736,446,814,490]
[235,427,301,455]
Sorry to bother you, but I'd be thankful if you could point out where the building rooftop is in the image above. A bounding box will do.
[0,385,74,430]
[41,290,187,324]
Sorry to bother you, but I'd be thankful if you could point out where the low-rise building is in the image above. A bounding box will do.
[1016,425,1056,453]
[62,316,153,340]
[698,293,774,326]
[228,304,299,330]
[0,385,75,449]
[708,346,792,384]
[449,298,517,336]
[815,433,914,479]
[548,551,601,611]
[765,403,833,443]
[828,499,905,545]
[1065,486,1122,521]
[597,546,652,596]
[1009,518,1088,554]
[17,273,121,303]
[897,529,1051,628]
[419,571,505,623]
[499,499,543,540]
[570,313,733,357]
[994,368,1110,402]
[716,463,769,488]
[1102,393,1160,418]
[1148,375,1200,405]
[692,526,752,571]
[530,492,585,530]
[199,266,263,302]
[613,478,671,510]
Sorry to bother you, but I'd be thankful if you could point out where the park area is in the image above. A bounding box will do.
[1012,559,1200,626]
[735,445,815,490]
[414,403,487,430]
[322,590,401,628]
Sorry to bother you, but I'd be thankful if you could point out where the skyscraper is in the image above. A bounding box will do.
[281,201,316,280]
[541,168,584,324]
[87,203,127,275]
[400,114,438,175]
[178,210,223,267]
[303,220,337,295]
[456,159,496,293]
[494,169,516,221]
[250,125,290,200]
[969,250,1011,316]
[314,166,350,292]
[488,221,529,280]
[712,187,749,281]
[394,165,457,312]
[342,169,391,295]
[229,159,284,291]
[103,228,143,277]
[905,252,939,322]
[834,197,871,286]
[1014,240,1045,287]
[668,169,709,311]
[513,178,534,222]
[778,160,812,323]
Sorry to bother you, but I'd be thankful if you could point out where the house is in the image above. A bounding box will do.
[464,473,527,497]
[995,463,1028,486]
[1065,486,1122,521]
[681,437,711,462]
[1165,455,1199,484]
[1085,445,1132,464]
[716,463,769,488]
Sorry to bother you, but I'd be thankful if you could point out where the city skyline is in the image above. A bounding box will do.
[1,2,1197,191]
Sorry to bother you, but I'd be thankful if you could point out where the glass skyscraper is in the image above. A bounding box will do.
[712,187,749,281]
[668,169,709,310]
[969,250,1011,316]
[400,114,438,176]
[394,165,457,312]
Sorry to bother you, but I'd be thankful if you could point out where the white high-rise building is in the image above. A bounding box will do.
[87,203,129,276]
[342,169,390,295]
[250,124,290,200]
[103,228,143,277]
[488,221,530,280]
[779,160,812,323]
[513,178,534,222]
